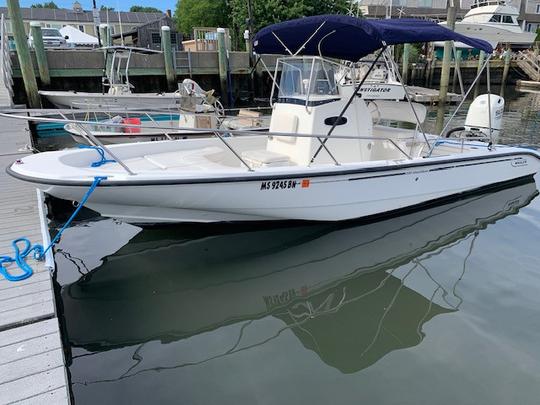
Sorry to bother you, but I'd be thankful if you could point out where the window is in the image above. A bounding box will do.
[489,14,501,22]
[527,23,532,31]
[537,4,540,13]
[417,0,433,7]
[502,15,513,23]
[151,32,161,43]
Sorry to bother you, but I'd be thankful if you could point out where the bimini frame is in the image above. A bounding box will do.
[256,22,496,162]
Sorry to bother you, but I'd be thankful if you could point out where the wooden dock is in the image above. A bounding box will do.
[407,86,463,104]
[0,115,70,404]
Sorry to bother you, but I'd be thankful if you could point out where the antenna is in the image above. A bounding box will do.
[117,1,124,46]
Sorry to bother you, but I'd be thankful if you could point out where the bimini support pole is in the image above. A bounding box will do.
[486,56,493,145]
[310,46,387,164]
[427,54,493,157]
[387,49,429,146]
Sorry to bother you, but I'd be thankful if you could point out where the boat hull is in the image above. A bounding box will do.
[440,22,536,47]
[10,150,540,224]
[38,91,201,110]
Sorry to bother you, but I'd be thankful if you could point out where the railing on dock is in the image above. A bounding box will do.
[515,51,540,82]
[0,14,14,107]
[174,50,193,77]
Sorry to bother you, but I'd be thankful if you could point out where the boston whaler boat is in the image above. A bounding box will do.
[39,46,216,110]
[7,16,540,224]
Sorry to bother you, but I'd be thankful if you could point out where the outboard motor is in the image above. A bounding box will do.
[464,94,504,142]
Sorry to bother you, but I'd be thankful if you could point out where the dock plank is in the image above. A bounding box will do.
[0,319,58,348]
[0,366,67,404]
[0,116,70,403]
[13,386,70,405]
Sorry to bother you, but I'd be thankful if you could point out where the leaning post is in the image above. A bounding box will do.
[30,22,50,86]
[161,26,177,90]
[7,0,40,107]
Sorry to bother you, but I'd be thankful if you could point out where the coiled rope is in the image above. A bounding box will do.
[78,144,116,167]
[0,176,106,281]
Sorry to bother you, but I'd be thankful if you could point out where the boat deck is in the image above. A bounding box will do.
[0,117,70,404]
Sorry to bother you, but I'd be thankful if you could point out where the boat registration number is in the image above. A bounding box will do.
[260,179,310,190]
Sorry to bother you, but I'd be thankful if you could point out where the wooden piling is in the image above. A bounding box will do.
[438,0,457,106]
[402,43,410,85]
[451,49,461,94]
[474,50,485,98]
[29,22,50,86]
[99,24,110,47]
[161,26,176,90]
[7,0,40,107]
[217,27,229,106]
[500,48,511,95]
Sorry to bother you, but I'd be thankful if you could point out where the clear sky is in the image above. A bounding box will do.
[0,0,177,12]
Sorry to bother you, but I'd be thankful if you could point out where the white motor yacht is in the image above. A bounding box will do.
[440,0,535,47]
[7,16,540,224]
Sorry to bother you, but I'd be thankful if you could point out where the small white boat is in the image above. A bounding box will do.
[8,16,540,225]
[39,46,215,110]
[440,0,536,47]
[64,109,271,145]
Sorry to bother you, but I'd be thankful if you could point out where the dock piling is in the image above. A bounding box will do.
[7,0,40,107]
[29,22,50,87]
[501,48,511,96]
[217,27,229,106]
[474,50,485,98]
[402,43,410,85]
[451,49,462,94]
[438,0,456,106]
[161,26,177,90]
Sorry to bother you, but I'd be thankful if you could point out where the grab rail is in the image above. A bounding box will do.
[1,112,414,170]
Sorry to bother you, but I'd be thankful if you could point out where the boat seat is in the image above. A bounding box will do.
[142,147,225,170]
[241,149,292,168]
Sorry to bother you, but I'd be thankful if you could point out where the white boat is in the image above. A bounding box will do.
[351,52,406,100]
[439,0,536,47]
[7,16,540,225]
[64,109,271,145]
[39,46,215,110]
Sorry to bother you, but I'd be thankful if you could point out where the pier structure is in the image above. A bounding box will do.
[0,115,70,404]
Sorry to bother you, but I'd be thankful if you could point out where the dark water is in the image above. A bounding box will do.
[53,89,540,404]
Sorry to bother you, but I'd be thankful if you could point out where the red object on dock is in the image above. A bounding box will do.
[122,117,141,133]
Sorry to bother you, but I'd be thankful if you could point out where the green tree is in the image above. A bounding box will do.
[228,0,352,49]
[30,1,59,8]
[100,5,115,11]
[130,6,162,13]
[174,0,229,36]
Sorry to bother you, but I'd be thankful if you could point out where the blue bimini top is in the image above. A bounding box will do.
[253,15,493,62]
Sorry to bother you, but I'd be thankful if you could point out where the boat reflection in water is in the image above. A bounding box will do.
[62,180,538,384]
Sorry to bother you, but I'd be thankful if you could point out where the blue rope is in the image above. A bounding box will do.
[78,144,116,167]
[0,176,106,282]
[0,239,44,281]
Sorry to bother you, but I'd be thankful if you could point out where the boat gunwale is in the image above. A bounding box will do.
[6,150,539,187]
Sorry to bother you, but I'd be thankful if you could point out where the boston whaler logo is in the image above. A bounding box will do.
[511,157,528,167]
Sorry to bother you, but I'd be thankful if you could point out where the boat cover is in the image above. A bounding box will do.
[253,15,493,61]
